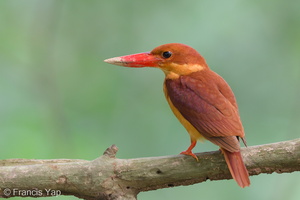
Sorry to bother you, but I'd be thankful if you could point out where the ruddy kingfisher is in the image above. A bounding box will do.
[104,43,250,188]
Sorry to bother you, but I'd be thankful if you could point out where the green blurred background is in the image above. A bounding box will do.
[1,0,299,199]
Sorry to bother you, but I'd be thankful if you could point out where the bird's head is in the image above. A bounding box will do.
[104,43,208,78]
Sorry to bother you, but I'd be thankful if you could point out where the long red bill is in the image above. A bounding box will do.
[104,52,159,68]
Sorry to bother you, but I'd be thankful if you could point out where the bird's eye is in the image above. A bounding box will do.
[162,51,172,59]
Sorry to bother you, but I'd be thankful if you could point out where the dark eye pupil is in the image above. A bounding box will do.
[162,51,172,58]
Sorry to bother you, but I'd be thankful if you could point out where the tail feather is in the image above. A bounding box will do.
[221,148,250,188]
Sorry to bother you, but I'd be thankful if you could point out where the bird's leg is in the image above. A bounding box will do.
[180,140,199,161]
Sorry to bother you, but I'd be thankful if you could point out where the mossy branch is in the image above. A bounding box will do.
[0,139,299,200]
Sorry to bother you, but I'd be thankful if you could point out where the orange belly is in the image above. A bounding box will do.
[163,84,204,142]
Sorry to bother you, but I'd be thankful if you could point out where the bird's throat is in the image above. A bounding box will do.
[161,63,206,79]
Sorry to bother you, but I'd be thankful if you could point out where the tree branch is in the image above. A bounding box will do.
[0,139,299,200]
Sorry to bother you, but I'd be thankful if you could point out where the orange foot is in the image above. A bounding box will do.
[180,140,199,161]
[180,150,199,161]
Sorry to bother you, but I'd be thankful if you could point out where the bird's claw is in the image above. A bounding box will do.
[180,150,199,162]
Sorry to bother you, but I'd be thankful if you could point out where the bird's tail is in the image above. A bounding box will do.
[221,148,250,188]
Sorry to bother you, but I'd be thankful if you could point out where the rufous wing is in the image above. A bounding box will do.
[164,69,245,152]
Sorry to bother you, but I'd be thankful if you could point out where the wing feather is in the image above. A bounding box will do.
[165,70,245,152]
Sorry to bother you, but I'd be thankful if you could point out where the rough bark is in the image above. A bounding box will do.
[0,139,299,200]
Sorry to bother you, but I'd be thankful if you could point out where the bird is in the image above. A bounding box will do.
[104,43,250,188]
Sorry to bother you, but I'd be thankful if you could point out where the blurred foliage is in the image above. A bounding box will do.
[0,0,299,200]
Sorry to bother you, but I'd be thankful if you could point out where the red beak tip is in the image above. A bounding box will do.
[104,52,158,68]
